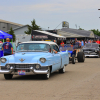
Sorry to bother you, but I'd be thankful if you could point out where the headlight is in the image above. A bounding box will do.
[35,64,40,69]
[6,65,10,69]
[40,58,46,63]
[0,58,6,63]
[95,50,97,52]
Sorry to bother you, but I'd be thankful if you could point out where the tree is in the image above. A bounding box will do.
[79,28,84,30]
[8,27,16,42]
[25,19,41,35]
[90,29,100,36]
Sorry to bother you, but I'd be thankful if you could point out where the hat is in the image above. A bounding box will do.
[6,38,10,41]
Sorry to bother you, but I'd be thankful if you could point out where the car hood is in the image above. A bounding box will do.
[83,47,98,52]
[8,52,51,63]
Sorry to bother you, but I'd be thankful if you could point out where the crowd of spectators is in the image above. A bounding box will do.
[59,39,100,50]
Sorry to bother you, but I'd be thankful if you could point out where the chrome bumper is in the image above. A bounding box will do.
[85,55,99,57]
[0,67,48,74]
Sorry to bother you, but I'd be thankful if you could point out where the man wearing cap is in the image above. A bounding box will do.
[2,38,13,56]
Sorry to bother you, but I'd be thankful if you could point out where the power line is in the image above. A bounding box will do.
[54,22,62,29]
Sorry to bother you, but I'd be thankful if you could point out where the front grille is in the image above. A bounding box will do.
[1,66,7,70]
[14,69,30,72]
[6,64,36,69]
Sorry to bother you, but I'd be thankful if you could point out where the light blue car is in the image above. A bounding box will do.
[0,41,69,80]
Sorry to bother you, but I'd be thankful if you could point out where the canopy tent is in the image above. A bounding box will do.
[31,30,66,41]
[0,30,13,56]
[57,28,94,38]
[0,30,13,39]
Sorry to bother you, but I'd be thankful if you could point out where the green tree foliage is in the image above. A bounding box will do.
[8,27,16,42]
[79,28,84,30]
[90,29,100,36]
[25,19,41,35]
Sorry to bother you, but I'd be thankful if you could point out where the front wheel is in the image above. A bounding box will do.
[4,74,13,80]
[59,65,66,73]
[43,67,50,79]
[72,55,75,64]
[77,52,85,62]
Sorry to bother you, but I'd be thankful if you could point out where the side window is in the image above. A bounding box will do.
[51,45,59,52]
[55,45,59,52]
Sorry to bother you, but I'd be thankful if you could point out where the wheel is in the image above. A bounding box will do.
[4,74,13,80]
[77,52,85,62]
[43,67,50,79]
[72,55,75,64]
[59,65,66,73]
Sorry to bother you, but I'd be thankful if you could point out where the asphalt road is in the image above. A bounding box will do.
[0,58,100,100]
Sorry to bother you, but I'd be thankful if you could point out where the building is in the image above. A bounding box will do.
[0,19,23,32]
[6,25,30,43]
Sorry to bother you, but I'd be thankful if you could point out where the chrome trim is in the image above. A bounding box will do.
[6,63,40,64]
[85,55,98,57]
[33,69,48,74]
[0,67,14,74]
[0,66,48,74]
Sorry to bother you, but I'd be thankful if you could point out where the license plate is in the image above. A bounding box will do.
[18,70,26,75]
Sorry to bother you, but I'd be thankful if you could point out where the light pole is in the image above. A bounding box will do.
[75,24,77,29]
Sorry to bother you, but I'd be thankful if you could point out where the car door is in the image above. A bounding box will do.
[51,44,61,72]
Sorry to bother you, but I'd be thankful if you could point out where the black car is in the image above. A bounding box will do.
[82,43,100,58]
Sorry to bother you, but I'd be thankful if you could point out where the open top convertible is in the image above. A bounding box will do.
[0,41,69,80]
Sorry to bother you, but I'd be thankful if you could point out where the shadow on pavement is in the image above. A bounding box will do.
[11,71,61,80]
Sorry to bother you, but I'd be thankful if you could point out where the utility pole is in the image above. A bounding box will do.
[75,24,77,29]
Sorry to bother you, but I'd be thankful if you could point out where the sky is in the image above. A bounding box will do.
[0,0,100,31]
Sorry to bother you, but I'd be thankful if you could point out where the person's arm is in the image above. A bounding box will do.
[10,43,13,54]
[53,49,58,53]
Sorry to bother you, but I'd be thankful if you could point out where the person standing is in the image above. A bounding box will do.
[2,38,13,56]
[81,40,84,47]
[60,40,64,45]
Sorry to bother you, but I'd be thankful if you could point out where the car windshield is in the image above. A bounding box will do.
[85,43,92,47]
[16,43,50,52]
[91,44,99,48]
[85,43,99,48]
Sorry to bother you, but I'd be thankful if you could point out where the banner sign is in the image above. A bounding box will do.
[33,35,48,39]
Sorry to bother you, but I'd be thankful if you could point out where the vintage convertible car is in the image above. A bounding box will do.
[0,41,69,80]
[82,43,100,57]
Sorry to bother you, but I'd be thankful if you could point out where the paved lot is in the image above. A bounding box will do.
[0,58,100,100]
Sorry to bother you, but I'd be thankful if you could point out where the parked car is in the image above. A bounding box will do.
[82,43,100,57]
[59,44,85,64]
[0,41,69,80]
